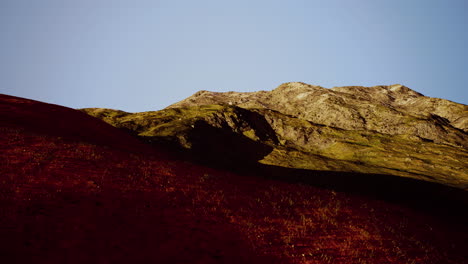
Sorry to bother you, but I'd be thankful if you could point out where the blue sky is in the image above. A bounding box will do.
[1,0,467,112]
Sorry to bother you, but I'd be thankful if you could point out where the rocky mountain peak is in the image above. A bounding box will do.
[167,83,467,142]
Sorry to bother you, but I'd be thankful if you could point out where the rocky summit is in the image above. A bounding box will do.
[82,82,468,189]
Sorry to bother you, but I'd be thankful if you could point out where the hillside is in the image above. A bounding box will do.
[2,93,468,263]
[83,82,468,189]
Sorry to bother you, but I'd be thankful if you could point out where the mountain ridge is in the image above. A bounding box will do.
[168,82,467,137]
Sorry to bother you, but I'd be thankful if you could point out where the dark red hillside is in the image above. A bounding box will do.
[0,94,467,263]
[0,94,153,154]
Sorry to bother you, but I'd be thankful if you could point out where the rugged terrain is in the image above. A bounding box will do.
[1,90,467,264]
[83,82,468,189]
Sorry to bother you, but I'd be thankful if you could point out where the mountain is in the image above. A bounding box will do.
[82,82,468,190]
[2,92,467,263]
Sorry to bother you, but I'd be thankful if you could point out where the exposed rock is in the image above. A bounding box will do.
[168,82,467,147]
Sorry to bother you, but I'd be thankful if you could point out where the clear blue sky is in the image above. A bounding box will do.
[1,0,467,112]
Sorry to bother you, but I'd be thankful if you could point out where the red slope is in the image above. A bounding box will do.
[0,94,153,154]
[0,94,266,263]
[0,94,467,264]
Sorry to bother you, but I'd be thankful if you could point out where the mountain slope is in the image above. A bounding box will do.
[0,94,265,263]
[83,83,468,189]
[2,94,468,263]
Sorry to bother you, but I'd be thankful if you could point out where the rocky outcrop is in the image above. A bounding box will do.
[168,82,467,147]
[82,82,468,189]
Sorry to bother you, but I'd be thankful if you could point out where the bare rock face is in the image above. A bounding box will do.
[167,82,467,148]
[83,82,468,189]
